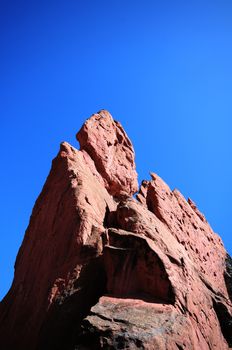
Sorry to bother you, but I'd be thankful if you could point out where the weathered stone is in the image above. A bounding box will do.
[77,296,197,350]
[0,140,115,349]
[77,110,138,198]
[0,110,231,350]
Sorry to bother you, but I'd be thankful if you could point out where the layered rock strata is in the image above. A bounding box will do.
[0,110,231,350]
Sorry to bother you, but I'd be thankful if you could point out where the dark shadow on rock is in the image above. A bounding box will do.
[212,298,232,347]
[37,227,176,349]
[37,257,107,350]
[224,253,232,302]
[103,230,175,304]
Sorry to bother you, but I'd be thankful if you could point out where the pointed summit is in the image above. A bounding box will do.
[76,110,138,198]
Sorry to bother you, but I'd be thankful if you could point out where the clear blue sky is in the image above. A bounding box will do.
[1,0,232,300]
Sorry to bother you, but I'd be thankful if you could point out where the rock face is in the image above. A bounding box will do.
[0,109,232,350]
[77,110,138,198]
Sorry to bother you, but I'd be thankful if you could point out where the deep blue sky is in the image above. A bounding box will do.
[1,0,232,300]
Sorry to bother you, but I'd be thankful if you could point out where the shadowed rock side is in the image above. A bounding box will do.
[103,229,175,303]
[0,110,232,350]
[224,254,232,302]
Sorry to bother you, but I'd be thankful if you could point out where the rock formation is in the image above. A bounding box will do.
[0,110,231,350]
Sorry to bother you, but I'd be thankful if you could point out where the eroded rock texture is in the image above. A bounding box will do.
[0,110,231,350]
[76,110,138,198]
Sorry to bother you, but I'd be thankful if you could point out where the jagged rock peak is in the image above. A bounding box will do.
[76,110,138,198]
[0,110,232,350]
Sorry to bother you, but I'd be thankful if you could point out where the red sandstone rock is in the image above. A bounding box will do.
[78,296,198,350]
[77,110,138,198]
[0,140,115,349]
[0,110,231,350]
[101,198,231,349]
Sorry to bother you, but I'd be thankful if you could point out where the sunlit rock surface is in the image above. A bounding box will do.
[0,110,231,350]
